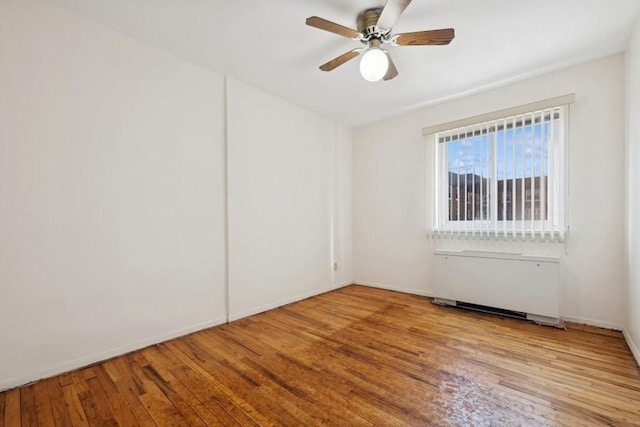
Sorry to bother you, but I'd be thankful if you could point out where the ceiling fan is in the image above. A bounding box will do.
[306,0,454,82]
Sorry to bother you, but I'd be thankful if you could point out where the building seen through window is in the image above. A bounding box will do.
[436,105,566,236]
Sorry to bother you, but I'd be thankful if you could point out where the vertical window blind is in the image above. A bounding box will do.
[425,97,571,241]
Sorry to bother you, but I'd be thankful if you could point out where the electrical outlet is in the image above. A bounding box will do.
[333,262,338,271]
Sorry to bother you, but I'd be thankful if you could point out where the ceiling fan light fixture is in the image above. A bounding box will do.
[306,0,455,81]
[359,47,389,82]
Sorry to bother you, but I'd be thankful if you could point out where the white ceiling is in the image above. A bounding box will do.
[51,0,640,126]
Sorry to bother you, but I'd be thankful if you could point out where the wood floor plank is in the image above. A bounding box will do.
[3,389,20,427]
[191,330,369,425]
[60,383,89,427]
[170,337,304,425]
[57,374,73,388]
[101,358,156,426]
[145,346,236,424]
[124,353,190,427]
[139,345,234,426]
[84,376,120,426]
[0,390,5,427]
[91,365,139,426]
[199,321,427,425]
[2,285,640,426]
[194,333,390,425]
[20,386,38,427]
[163,340,265,426]
[44,378,73,427]
[32,381,55,427]
[70,371,105,427]
[208,323,375,425]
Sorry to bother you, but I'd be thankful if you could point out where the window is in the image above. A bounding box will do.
[424,97,571,241]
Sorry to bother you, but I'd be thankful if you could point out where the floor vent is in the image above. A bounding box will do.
[456,301,527,320]
[433,297,563,328]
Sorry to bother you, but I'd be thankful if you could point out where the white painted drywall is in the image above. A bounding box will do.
[626,16,640,364]
[353,54,627,329]
[0,0,355,390]
[0,0,228,389]
[226,78,352,320]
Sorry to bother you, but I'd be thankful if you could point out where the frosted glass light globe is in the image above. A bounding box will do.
[359,48,389,82]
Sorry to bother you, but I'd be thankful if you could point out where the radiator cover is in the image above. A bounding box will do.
[432,250,561,325]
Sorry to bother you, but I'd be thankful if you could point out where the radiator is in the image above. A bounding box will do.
[432,250,561,326]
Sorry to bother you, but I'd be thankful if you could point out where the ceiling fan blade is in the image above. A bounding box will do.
[319,49,362,72]
[394,28,455,46]
[306,16,360,39]
[377,0,412,32]
[383,51,399,81]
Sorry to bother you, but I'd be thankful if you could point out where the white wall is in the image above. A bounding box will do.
[227,78,352,320]
[0,0,353,390]
[354,54,627,329]
[626,16,640,363]
[0,0,227,389]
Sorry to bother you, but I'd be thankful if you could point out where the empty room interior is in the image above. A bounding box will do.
[2,0,640,425]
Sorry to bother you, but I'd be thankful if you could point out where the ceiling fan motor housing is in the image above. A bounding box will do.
[357,8,388,42]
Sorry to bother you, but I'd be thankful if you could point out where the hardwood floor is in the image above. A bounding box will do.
[2,285,640,426]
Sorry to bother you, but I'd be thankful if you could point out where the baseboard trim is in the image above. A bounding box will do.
[623,330,640,367]
[0,316,227,392]
[1,283,357,391]
[229,286,336,322]
[354,281,434,297]
[560,316,622,331]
